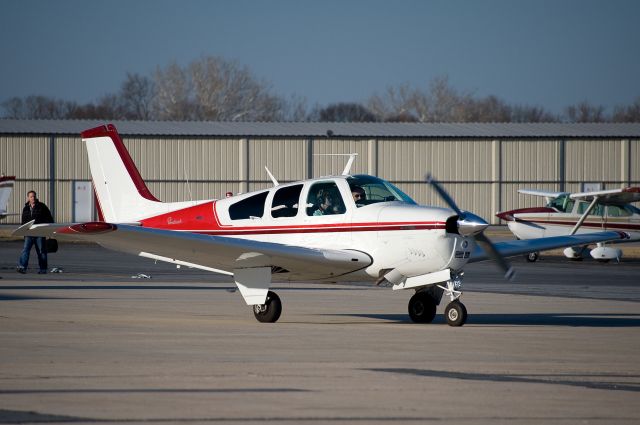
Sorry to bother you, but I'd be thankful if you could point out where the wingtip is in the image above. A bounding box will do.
[12,220,35,237]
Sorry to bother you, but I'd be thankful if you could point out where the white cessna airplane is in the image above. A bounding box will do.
[497,188,640,262]
[14,125,628,326]
[0,174,16,220]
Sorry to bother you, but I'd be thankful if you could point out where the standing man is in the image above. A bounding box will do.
[17,190,53,274]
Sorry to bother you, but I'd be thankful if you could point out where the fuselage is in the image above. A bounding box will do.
[137,174,474,282]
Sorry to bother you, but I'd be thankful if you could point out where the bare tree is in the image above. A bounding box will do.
[612,97,640,122]
[564,101,606,122]
[316,102,378,122]
[153,61,193,120]
[119,73,155,120]
[1,95,77,119]
[152,56,285,121]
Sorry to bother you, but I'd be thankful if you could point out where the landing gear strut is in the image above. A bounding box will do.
[253,291,282,323]
[438,274,467,326]
[408,273,468,326]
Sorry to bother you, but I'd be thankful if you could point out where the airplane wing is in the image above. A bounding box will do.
[518,189,568,198]
[13,221,372,280]
[468,231,628,263]
[569,187,640,204]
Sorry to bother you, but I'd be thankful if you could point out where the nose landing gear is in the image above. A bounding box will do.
[407,273,468,326]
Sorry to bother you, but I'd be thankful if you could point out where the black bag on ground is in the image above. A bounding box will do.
[46,238,58,253]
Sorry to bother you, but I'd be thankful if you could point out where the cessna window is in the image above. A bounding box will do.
[229,191,268,220]
[547,195,574,213]
[577,201,604,216]
[347,175,416,207]
[306,181,346,216]
[271,184,303,218]
[606,204,632,217]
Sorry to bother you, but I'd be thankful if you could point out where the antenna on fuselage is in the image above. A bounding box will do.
[313,153,359,176]
[265,166,279,186]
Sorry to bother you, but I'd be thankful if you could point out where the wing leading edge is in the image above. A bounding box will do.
[468,231,629,263]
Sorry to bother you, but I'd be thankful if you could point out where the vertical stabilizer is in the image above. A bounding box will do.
[81,124,199,223]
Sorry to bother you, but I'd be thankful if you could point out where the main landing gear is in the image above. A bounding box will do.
[252,291,282,323]
[408,274,468,327]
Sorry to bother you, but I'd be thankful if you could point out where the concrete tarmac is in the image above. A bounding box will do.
[0,241,639,424]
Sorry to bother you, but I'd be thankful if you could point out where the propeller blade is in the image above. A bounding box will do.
[475,232,516,281]
[426,174,463,216]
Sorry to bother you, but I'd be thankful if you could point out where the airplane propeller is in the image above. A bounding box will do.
[427,174,515,281]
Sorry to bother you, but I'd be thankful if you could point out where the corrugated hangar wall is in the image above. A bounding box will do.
[1,132,638,224]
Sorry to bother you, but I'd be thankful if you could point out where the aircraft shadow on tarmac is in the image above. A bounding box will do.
[366,368,640,393]
[328,313,640,327]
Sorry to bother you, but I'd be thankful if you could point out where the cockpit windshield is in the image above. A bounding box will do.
[546,194,574,213]
[347,175,416,207]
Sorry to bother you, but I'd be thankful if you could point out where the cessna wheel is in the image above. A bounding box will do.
[408,292,437,323]
[444,301,467,327]
[526,251,539,262]
[253,291,282,323]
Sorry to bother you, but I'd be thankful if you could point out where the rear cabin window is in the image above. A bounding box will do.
[607,205,632,217]
[577,201,604,216]
[306,181,346,216]
[271,184,303,218]
[229,191,268,220]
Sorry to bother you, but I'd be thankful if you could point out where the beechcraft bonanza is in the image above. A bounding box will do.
[497,188,640,262]
[0,174,16,220]
[14,125,630,326]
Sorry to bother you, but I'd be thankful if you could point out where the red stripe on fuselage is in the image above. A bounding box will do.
[140,200,446,235]
[516,218,640,231]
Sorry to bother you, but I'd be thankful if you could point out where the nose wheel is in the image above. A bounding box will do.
[444,301,467,326]
[252,291,282,323]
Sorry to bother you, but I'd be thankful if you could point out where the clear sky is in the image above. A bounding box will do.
[1,0,639,114]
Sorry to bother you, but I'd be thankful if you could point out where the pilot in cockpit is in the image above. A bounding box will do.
[313,189,336,216]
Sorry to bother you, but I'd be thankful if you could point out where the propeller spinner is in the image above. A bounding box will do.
[427,174,515,281]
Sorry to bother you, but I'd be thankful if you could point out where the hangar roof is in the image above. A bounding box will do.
[1,119,639,138]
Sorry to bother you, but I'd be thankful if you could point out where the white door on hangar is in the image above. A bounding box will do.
[72,181,94,222]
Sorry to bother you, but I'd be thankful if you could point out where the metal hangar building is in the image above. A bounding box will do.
[1,119,638,224]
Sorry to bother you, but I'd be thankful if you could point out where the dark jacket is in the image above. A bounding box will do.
[21,200,54,225]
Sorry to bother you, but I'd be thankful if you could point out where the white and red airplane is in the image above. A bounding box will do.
[14,124,629,326]
[0,174,16,220]
[497,188,640,262]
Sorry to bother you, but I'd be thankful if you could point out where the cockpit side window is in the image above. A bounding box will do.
[306,181,346,216]
[229,191,268,220]
[271,184,303,218]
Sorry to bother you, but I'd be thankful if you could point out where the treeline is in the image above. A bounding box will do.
[2,56,639,122]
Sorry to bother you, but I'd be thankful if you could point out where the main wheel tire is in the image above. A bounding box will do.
[408,292,437,323]
[444,301,467,327]
[253,291,282,323]
[526,251,539,262]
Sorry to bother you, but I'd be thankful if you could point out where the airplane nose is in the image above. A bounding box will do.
[457,212,489,236]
